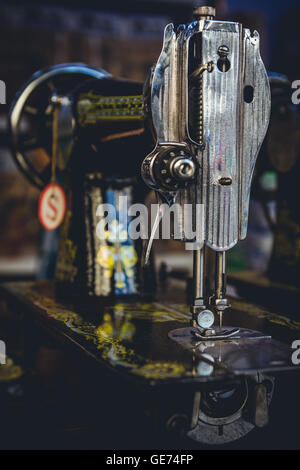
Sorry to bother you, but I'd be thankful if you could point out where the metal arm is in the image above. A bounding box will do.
[141,5,271,337]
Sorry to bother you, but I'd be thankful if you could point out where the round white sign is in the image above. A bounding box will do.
[38,183,66,231]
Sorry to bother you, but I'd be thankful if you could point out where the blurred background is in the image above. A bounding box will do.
[0,0,299,283]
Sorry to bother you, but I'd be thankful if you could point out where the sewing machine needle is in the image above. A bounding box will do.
[215,251,226,333]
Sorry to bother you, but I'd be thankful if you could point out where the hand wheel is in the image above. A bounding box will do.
[9,63,110,189]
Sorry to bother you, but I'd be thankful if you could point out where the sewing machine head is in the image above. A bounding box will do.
[9,64,155,300]
[141,5,271,338]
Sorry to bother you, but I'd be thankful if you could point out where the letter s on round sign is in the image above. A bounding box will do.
[38,183,66,231]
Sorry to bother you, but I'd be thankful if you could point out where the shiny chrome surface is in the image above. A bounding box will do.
[239,29,271,240]
[144,18,270,250]
[142,12,270,333]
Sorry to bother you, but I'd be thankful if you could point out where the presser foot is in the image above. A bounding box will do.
[190,307,239,340]
[170,326,271,345]
[191,298,231,339]
[168,326,271,349]
[192,327,240,341]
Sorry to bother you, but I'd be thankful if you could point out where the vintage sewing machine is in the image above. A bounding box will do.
[140,4,272,341]
[3,6,300,448]
[9,63,155,300]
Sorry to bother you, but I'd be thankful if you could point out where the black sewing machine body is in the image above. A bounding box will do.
[9,65,156,300]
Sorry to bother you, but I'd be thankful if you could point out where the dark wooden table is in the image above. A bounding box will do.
[1,280,300,449]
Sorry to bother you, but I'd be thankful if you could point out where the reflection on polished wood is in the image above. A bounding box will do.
[1,281,299,386]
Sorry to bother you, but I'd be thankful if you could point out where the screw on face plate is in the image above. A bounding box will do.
[197,309,215,329]
[218,177,232,186]
[218,45,229,57]
[193,6,216,20]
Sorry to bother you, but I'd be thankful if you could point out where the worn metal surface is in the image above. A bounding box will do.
[141,14,270,337]
[144,18,270,249]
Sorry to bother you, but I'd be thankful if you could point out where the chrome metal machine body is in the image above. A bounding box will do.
[142,6,271,339]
